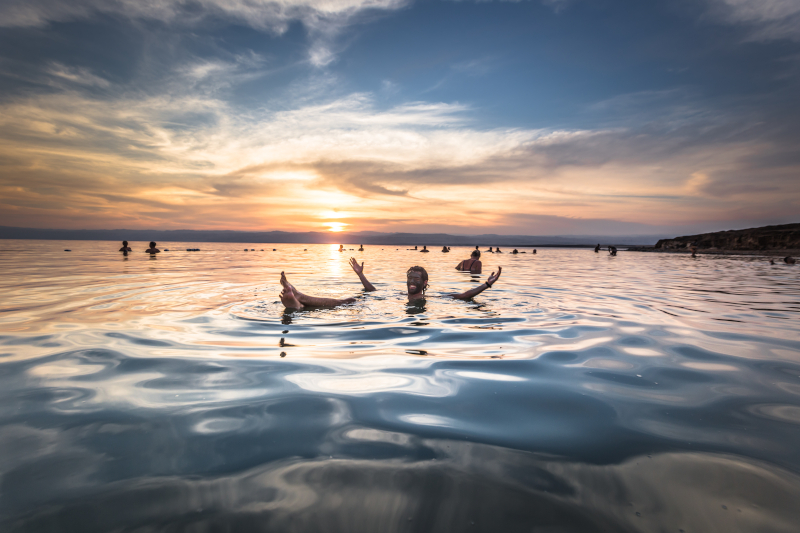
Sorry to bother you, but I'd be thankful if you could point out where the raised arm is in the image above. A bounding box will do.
[450,267,501,300]
[349,257,377,292]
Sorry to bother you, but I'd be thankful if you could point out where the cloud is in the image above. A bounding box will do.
[707,0,800,41]
[0,0,409,66]
[1,56,798,234]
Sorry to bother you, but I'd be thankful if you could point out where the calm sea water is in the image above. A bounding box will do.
[1,240,799,532]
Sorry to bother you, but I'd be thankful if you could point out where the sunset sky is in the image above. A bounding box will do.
[1,0,798,235]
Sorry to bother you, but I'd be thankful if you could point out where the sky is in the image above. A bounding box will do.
[0,0,798,236]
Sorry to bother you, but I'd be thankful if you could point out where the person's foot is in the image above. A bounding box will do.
[280,284,304,309]
[280,271,298,292]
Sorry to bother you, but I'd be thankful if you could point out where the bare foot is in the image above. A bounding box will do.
[280,285,304,309]
[280,271,298,292]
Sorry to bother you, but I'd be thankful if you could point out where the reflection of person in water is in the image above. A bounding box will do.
[119,240,132,252]
[146,241,160,255]
[456,250,482,274]
[279,258,501,308]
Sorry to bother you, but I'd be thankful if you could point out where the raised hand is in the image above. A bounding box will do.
[486,266,502,287]
[349,257,364,275]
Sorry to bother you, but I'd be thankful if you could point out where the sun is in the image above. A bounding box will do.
[325,222,349,232]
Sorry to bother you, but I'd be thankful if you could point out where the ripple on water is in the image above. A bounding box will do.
[0,243,799,531]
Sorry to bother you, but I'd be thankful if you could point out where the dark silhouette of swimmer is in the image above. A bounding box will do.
[533,249,537,254]
[770,258,775,265]
[690,241,698,258]
[358,245,364,251]
[442,246,449,252]
[338,245,344,252]
[595,244,600,253]
[488,247,493,253]
[456,250,482,274]
[608,246,617,256]
[146,241,160,255]
[512,249,518,254]
[279,258,501,308]
[119,240,132,252]
[785,256,796,264]
[496,247,502,253]
[420,245,429,253]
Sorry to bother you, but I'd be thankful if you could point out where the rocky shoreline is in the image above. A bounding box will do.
[625,223,800,255]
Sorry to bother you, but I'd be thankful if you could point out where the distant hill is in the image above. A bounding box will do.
[654,223,800,251]
[0,226,666,246]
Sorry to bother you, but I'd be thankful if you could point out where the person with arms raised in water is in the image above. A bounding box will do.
[279,257,501,308]
[456,250,482,274]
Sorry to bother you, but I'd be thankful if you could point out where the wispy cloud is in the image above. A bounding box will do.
[0,0,409,66]
[707,0,800,41]
[1,71,798,234]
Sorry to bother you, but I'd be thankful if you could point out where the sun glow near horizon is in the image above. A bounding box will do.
[325,222,349,232]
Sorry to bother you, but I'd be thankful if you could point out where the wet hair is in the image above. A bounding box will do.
[122,241,128,246]
[471,250,481,259]
[149,241,156,248]
[406,265,428,285]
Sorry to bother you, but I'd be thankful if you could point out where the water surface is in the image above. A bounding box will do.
[1,240,799,532]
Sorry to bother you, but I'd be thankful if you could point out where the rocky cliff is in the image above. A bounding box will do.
[654,223,800,251]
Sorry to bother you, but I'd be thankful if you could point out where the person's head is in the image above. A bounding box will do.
[149,241,156,248]
[471,250,481,259]
[406,266,428,295]
[122,241,128,246]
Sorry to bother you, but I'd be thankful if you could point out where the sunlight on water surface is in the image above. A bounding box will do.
[1,240,799,532]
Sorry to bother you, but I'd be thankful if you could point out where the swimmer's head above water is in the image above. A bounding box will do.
[406,266,428,295]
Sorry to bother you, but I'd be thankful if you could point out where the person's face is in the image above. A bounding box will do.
[406,271,427,295]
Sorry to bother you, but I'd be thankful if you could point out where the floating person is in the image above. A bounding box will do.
[279,258,501,308]
[146,241,160,255]
[595,244,600,253]
[608,245,617,256]
[456,250,482,274]
[442,246,449,252]
[119,241,132,252]
[339,245,345,252]
[420,245,429,253]
[359,245,364,251]
[512,249,518,254]
[785,256,796,264]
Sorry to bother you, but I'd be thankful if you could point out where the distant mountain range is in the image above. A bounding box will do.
[0,226,671,246]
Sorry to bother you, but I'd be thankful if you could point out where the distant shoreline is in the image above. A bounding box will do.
[0,226,658,247]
